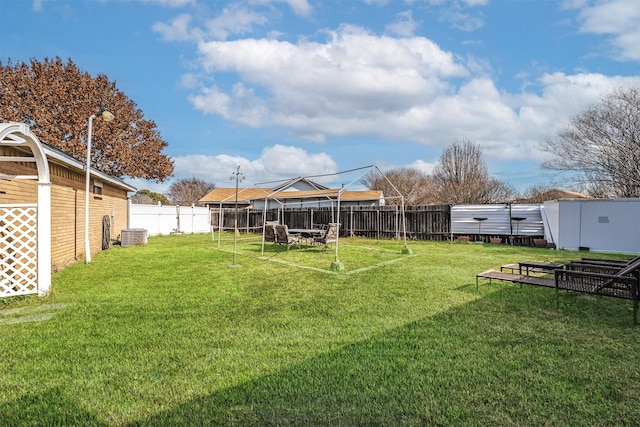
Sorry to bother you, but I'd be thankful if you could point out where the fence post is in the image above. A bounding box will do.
[395,205,399,240]
[156,201,161,235]
[191,204,195,234]
[350,206,353,237]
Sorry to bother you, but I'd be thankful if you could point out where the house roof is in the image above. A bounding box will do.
[42,143,136,192]
[270,176,329,192]
[0,122,135,192]
[271,189,383,201]
[514,189,591,203]
[200,187,270,204]
[200,187,383,204]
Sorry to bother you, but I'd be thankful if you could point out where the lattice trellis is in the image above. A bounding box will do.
[0,204,38,296]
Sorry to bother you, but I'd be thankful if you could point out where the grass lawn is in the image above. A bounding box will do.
[1,233,639,426]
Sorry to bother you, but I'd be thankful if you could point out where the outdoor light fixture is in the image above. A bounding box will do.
[85,109,114,263]
[229,165,245,267]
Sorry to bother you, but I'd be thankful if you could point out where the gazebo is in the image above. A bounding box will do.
[255,165,411,270]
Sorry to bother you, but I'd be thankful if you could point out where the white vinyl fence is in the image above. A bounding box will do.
[128,202,210,236]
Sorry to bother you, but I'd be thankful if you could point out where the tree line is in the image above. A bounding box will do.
[361,138,517,205]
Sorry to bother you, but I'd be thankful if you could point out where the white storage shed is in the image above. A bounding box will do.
[543,198,640,253]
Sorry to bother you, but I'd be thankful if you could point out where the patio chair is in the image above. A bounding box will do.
[579,256,640,267]
[314,223,339,249]
[554,261,640,324]
[275,224,302,250]
[264,222,278,245]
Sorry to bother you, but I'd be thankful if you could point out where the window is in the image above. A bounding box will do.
[93,180,103,196]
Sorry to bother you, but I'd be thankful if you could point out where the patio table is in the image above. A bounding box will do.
[288,228,327,245]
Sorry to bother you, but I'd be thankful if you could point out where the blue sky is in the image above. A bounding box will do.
[2,0,640,194]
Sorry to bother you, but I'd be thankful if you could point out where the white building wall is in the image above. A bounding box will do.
[544,198,640,253]
[541,201,560,245]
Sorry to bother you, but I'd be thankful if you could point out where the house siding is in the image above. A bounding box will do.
[0,146,130,271]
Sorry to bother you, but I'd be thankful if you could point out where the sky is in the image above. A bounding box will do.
[1,0,640,194]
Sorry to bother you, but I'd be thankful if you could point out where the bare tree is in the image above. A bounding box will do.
[131,189,170,205]
[541,86,640,197]
[432,138,516,204]
[0,57,173,181]
[167,178,215,206]
[361,168,437,205]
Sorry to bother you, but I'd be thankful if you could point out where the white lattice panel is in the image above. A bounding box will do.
[0,205,38,296]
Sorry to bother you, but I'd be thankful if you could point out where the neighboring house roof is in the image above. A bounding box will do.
[270,176,329,192]
[200,187,270,204]
[515,189,591,203]
[200,180,383,205]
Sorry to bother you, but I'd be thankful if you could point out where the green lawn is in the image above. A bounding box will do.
[1,233,639,426]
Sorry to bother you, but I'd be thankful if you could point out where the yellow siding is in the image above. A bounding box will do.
[1,146,130,271]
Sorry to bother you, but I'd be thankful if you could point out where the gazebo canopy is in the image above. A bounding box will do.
[254,165,410,268]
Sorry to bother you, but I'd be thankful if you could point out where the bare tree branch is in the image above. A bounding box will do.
[361,168,436,205]
[432,138,515,204]
[168,178,216,206]
[541,86,640,197]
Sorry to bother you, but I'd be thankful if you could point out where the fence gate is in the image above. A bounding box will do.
[0,204,38,296]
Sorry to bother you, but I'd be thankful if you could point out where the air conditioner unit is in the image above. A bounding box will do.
[121,228,148,247]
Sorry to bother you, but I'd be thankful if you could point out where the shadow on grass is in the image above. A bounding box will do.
[1,388,107,427]
[4,287,638,426]
[128,287,637,426]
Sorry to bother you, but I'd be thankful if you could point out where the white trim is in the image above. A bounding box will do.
[0,122,52,295]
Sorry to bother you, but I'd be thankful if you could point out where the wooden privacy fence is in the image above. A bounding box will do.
[211,205,451,241]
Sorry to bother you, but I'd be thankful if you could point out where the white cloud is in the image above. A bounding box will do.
[189,82,268,126]
[179,72,200,89]
[574,0,640,61]
[170,144,337,186]
[153,4,269,42]
[31,0,43,12]
[386,10,419,37]
[191,25,467,137]
[439,8,484,32]
[362,0,390,6]
[153,14,203,42]
[251,0,313,17]
[139,0,196,6]
[128,144,337,194]
[407,159,436,174]
[205,4,268,40]
[184,22,640,165]
[461,0,488,6]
